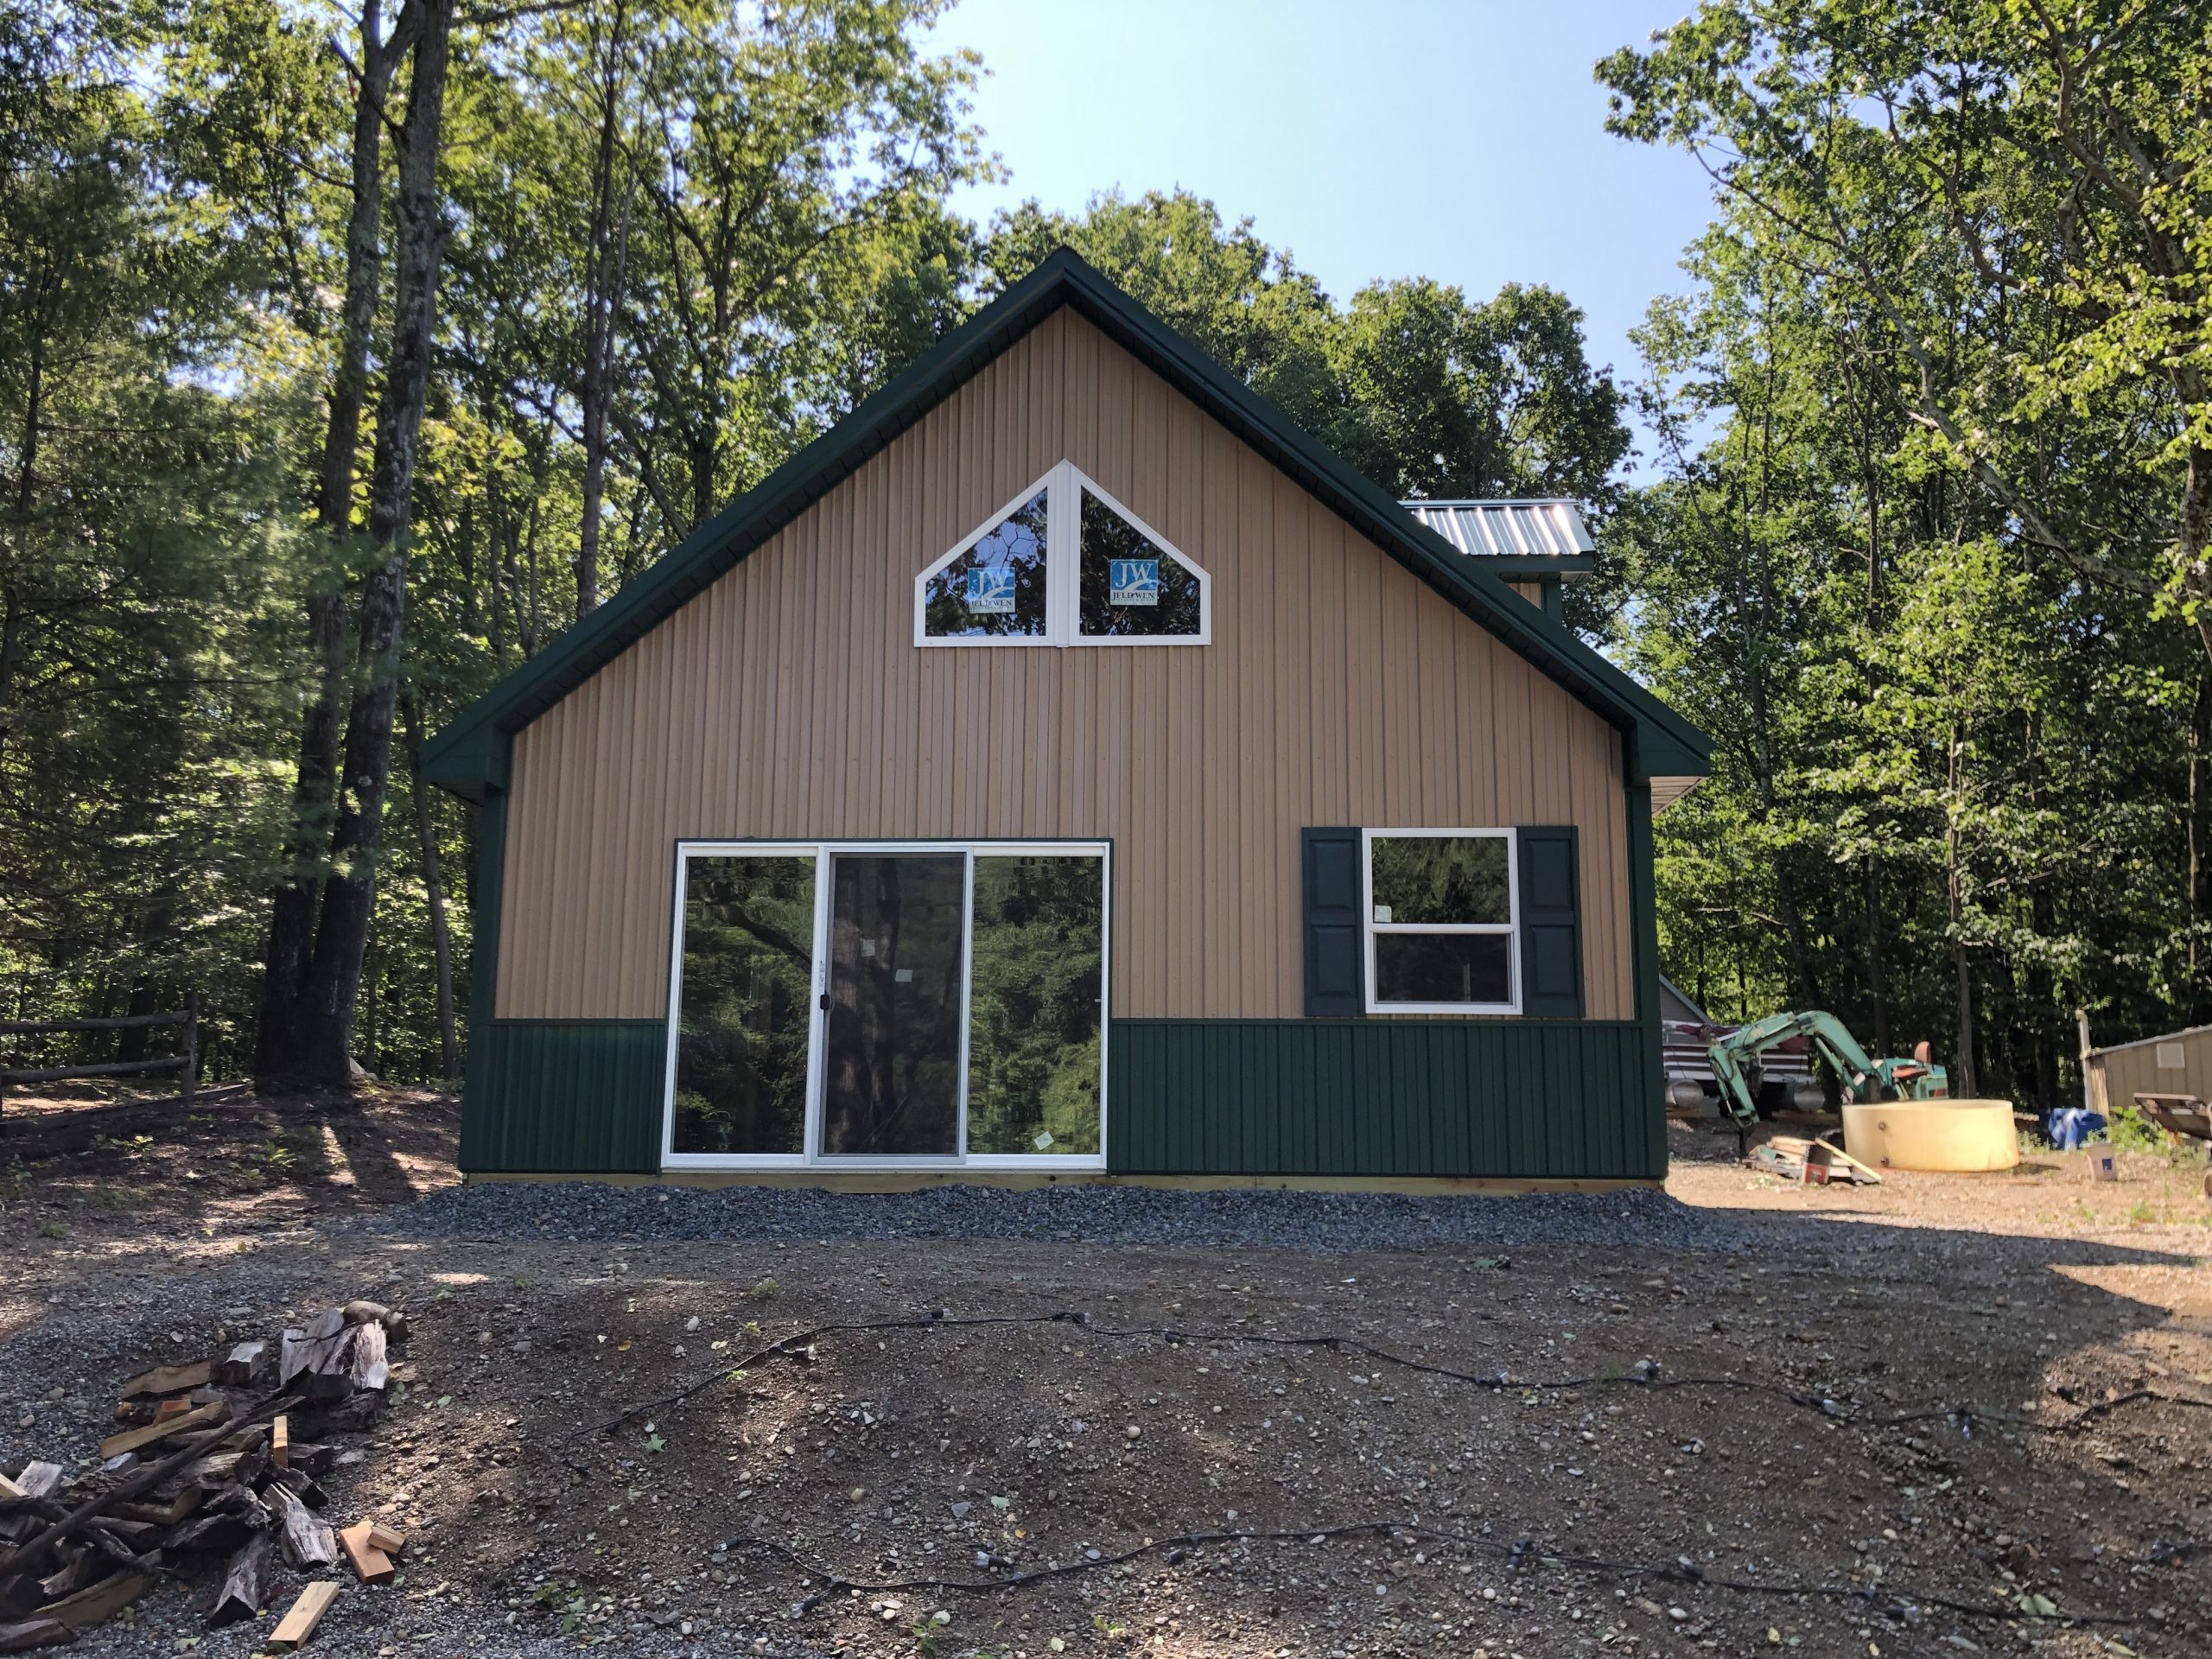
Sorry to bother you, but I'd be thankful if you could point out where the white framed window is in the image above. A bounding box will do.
[1361,829,1519,1014]
[662,839,1110,1171]
[914,460,1210,647]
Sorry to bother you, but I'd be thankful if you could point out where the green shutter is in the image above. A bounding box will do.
[1516,826,1584,1019]
[1301,828,1364,1017]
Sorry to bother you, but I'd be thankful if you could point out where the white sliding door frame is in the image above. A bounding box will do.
[663,838,1110,1173]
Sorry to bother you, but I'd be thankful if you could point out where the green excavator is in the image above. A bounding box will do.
[1706,1010,1948,1129]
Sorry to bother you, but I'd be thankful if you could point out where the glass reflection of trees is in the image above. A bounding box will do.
[923,489,1050,637]
[671,856,816,1154]
[820,855,965,1155]
[965,855,1103,1154]
[1077,489,1201,637]
[1369,836,1510,925]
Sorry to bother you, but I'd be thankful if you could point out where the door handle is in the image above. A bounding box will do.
[819,993,832,1012]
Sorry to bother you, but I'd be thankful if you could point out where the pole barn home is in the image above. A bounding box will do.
[423,252,1711,1189]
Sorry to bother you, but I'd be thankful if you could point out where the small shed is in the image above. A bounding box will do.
[2083,1021,2212,1115]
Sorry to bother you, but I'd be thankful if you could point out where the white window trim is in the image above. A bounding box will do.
[912,460,1210,648]
[1360,828,1521,1016]
[662,838,1111,1173]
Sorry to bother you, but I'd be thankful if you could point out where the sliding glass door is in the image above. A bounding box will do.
[664,842,1108,1169]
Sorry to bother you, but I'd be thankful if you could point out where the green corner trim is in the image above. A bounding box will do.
[425,251,1707,801]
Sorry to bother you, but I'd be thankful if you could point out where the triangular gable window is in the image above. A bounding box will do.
[916,461,1210,647]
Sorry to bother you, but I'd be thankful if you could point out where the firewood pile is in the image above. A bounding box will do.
[0,1300,412,1653]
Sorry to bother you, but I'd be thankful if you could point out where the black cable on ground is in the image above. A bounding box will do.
[716,1516,2136,1629]
[591,1306,2212,1443]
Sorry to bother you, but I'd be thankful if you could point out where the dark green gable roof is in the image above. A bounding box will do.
[423,251,1709,801]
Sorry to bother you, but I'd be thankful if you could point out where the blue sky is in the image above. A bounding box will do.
[932,0,1719,471]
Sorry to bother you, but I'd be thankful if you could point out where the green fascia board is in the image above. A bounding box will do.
[426,250,1708,798]
[1483,555,1595,580]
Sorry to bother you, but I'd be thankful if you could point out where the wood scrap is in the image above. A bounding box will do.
[1813,1134,1885,1184]
[217,1341,266,1387]
[268,1484,336,1570]
[364,1520,404,1554]
[270,1414,289,1470]
[207,1529,273,1626]
[119,1361,210,1401]
[98,1399,228,1462]
[343,1321,388,1393]
[336,1520,393,1585]
[10,1469,65,1503]
[341,1301,410,1344]
[0,1618,72,1652]
[110,1485,200,1528]
[33,1554,96,1605]
[266,1581,340,1651]
[0,1477,22,1503]
[35,1572,152,1631]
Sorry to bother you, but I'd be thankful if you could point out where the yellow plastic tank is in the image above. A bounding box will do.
[1840,1098,2018,1172]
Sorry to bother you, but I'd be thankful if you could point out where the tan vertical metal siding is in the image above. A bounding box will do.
[494,309,1637,1022]
[2086,1026,2212,1114]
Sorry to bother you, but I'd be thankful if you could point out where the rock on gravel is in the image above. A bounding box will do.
[357,1179,1770,1255]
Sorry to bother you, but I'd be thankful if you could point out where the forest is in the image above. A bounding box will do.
[2,0,2207,1112]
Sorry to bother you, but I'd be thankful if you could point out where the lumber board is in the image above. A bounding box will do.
[267,1581,341,1651]
[36,1571,152,1631]
[120,1362,211,1401]
[99,1399,228,1461]
[336,1521,393,1585]
[270,1415,289,1470]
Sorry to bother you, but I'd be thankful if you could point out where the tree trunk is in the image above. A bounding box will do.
[403,695,460,1080]
[1862,854,1889,1053]
[0,348,41,772]
[574,2,634,621]
[1946,731,1978,1096]
[257,0,410,1083]
[280,0,455,1087]
[2191,671,2211,1023]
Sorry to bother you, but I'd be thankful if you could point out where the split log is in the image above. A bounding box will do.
[9,1471,64,1503]
[0,1618,72,1652]
[217,1343,266,1388]
[207,1530,273,1626]
[343,1322,388,1393]
[267,1581,340,1650]
[109,1487,199,1529]
[35,1571,151,1631]
[99,1399,228,1461]
[341,1302,410,1345]
[267,1486,335,1571]
[158,1510,253,1557]
[281,1443,334,1478]
[119,1362,211,1401]
[279,1312,345,1388]
[0,1478,20,1503]
[288,1394,379,1441]
[33,1555,94,1605]
[335,1522,393,1585]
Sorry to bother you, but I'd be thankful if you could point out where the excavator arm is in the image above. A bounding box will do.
[1705,1010,1890,1127]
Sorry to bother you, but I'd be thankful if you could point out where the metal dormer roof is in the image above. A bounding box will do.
[1399,499,1596,575]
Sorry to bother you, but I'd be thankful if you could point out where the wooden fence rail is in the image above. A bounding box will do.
[0,995,200,1107]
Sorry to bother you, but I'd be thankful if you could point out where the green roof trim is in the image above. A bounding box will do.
[424,250,1708,801]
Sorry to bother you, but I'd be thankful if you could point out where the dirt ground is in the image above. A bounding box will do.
[3,1087,2209,1659]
